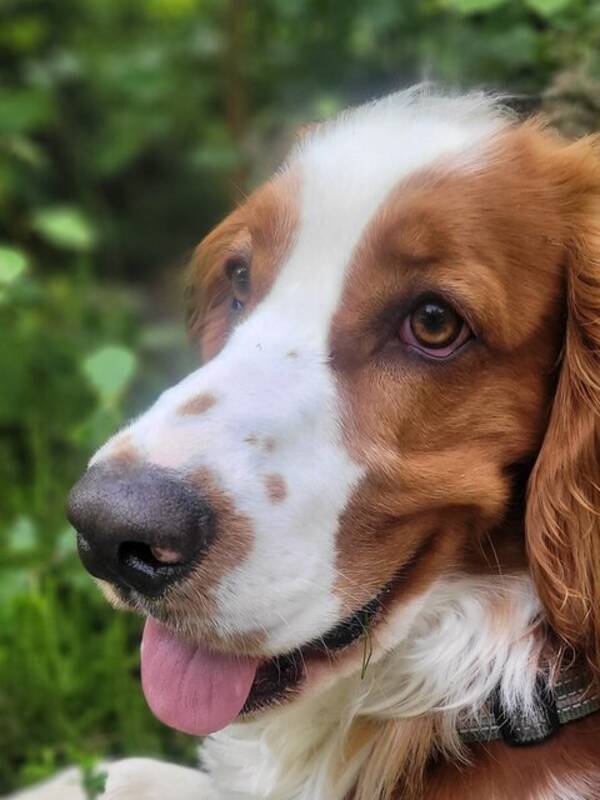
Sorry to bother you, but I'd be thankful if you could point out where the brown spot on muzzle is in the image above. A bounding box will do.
[263,437,276,454]
[107,434,140,468]
[265,473,287,503]
[177,392,217,416]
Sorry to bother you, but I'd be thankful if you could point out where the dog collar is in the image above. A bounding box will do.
[458,667,600,746]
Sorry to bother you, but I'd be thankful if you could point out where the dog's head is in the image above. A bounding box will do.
[68,89,600,736]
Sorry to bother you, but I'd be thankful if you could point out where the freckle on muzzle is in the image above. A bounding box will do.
[67,463,215,597]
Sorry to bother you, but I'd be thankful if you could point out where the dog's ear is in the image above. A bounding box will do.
[526,137,600,674]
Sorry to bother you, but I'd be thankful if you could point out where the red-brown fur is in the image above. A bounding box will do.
[424,714,600,800]
[187,170,298,360]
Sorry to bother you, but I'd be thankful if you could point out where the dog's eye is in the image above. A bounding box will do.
[399,297,471,358]
[225,256,250,312]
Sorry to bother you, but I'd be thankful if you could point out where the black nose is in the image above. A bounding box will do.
[67,464,215,597]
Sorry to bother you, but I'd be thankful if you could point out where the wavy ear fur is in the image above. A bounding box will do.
[526,135,600,675]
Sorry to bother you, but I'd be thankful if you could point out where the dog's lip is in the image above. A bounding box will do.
[139,583,388,663]
[118,579,391,660]
[240,579,397,714]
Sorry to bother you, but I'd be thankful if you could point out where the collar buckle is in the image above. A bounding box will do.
[492,674,560,747]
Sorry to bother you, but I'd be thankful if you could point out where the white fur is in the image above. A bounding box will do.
[7,761,213,800]
[7,769,85,800]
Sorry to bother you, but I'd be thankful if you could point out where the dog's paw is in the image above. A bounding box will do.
[5,760,214,800]
[5,768,86,800]
[101,758,214,800]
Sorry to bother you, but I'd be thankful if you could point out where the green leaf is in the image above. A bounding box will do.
[81,765,108,800]
[6,515,39,555]
[0,245,29,284]
[525,0,571,15]
[444,0,506,13]
[82,345,137,403]
[31,206,97,252]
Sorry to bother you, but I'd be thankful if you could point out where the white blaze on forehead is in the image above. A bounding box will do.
[260,87,510,342]
[211,93,509,649]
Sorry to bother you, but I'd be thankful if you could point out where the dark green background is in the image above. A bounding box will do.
[1,0,599,793]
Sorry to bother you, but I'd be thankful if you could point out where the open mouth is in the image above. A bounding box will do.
[139,580,395,736]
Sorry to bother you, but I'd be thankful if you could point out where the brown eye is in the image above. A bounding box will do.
[399,297,471,358]
[225,256,250,311]
[410,301,462,348]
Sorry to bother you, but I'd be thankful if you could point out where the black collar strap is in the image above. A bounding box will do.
[458,667,600,746]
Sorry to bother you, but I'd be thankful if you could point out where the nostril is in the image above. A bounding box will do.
[150,546,185,564]
[117,542,187,576]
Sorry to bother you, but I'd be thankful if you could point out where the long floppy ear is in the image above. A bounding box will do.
[526,139,600,674]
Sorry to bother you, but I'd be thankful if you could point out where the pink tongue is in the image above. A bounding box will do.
[141,619,258,736]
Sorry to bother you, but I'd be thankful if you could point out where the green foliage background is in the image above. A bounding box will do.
[1,0,598,794]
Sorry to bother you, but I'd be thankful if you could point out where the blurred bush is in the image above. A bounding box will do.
[0,237,198,791]
[0,0,598,793]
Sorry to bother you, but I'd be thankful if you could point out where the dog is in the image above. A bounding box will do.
[14,86,600,800]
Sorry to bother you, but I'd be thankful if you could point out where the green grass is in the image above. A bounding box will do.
[0,265,197,795]
[0,575,197,793]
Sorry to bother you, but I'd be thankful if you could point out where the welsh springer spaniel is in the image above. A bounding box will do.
[17,87,600,800]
